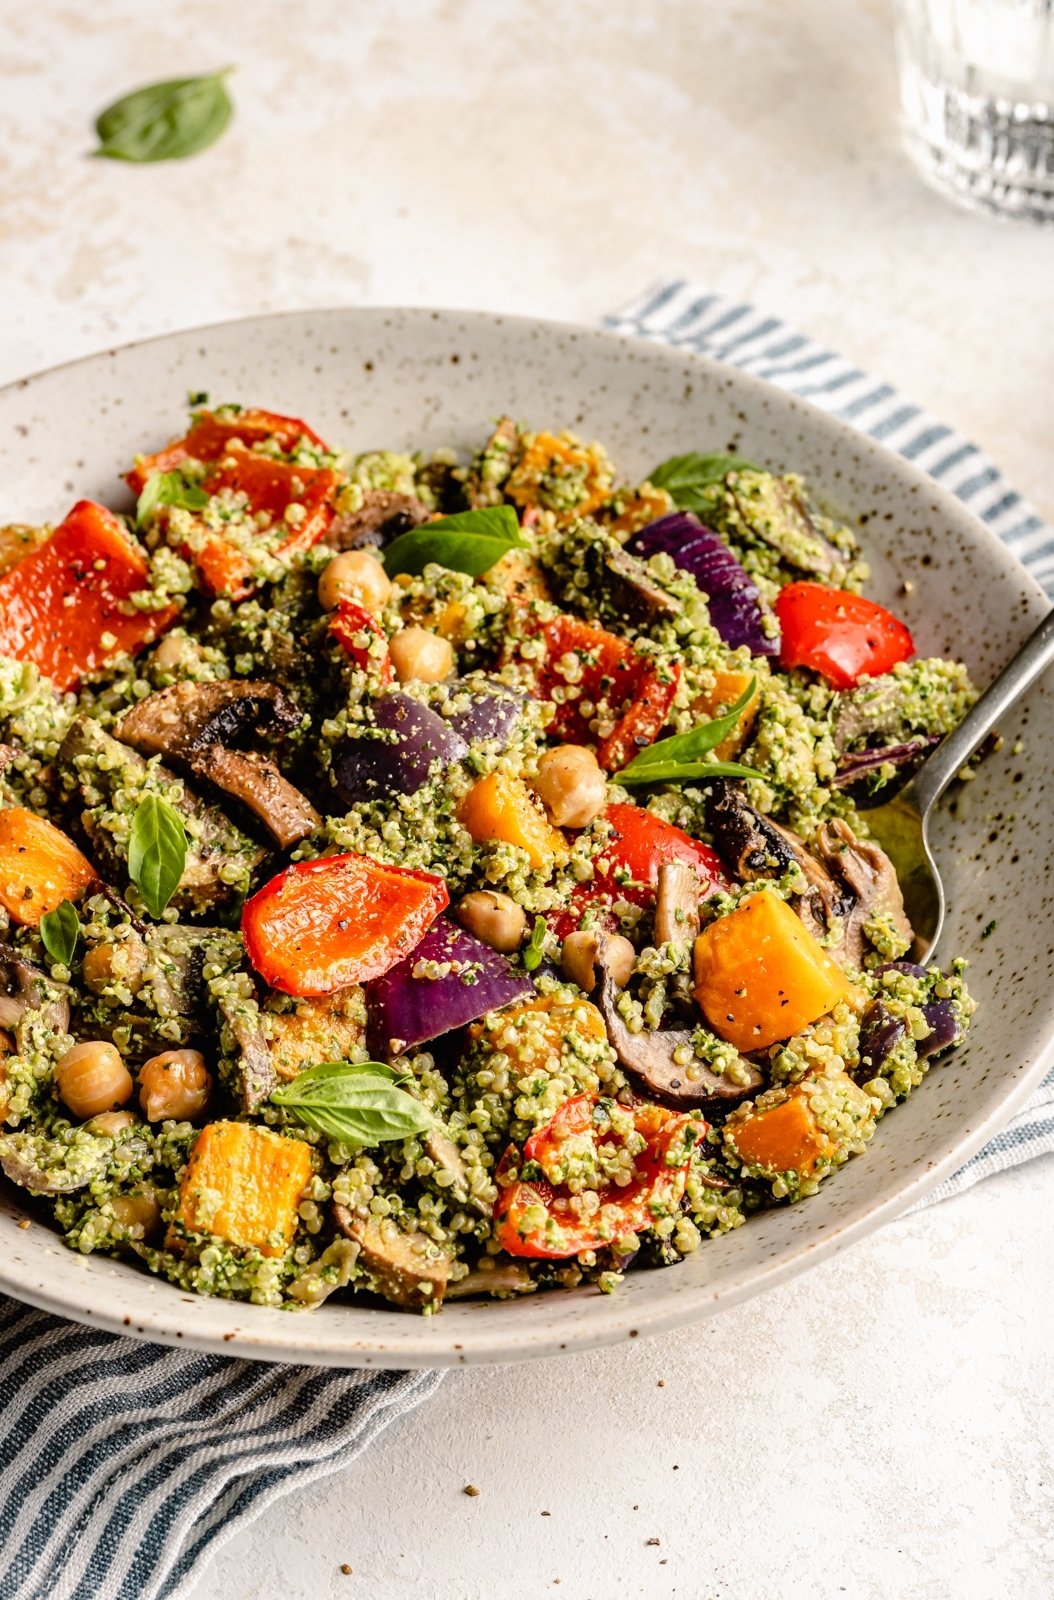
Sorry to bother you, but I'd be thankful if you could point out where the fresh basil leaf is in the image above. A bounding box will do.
[616,679,757,787]
[382,506,526,579]
[39,900,81,968]
[617,758,757,787]
[271,1060,433,1145]
[94,70,234,164]
[649,452,763,512]
[136,471,209,527]
[522,916,547,973]
[128,795,187,918]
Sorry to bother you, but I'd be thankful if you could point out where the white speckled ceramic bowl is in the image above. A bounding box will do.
[0,309,1051,1368]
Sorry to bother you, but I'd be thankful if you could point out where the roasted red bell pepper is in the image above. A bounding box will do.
[531,614,680,772]
[549,803,728,940]
[775,582,914,691]
[327,599,393,681]
[126,407,331,495]
[0,501,177,692]
[189,451,342,600]
[494,1095,704,1259]
[242,852,448,996]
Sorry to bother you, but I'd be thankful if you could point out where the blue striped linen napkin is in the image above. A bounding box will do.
[605,282,1054,1204]
[2,289,1052,1600]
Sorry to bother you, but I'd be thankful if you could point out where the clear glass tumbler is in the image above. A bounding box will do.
[894,0,1054,221]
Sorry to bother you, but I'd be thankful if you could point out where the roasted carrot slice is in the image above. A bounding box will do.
[0,501,177,692]
[242,852,449,996]
[174,1121,314,1256]
[0,809,97,926]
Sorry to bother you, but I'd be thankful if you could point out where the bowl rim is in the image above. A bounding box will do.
[0,303,1050,1368]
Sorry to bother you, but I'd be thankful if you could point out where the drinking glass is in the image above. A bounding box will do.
[894,0,1054,221]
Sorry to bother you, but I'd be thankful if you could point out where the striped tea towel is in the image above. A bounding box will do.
[605,282,1054,1204]
[1,288,1052,1600]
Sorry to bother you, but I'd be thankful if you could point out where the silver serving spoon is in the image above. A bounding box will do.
[865,607,1054,962]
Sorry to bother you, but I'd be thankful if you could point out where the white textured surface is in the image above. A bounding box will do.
[1,0,1051,1595]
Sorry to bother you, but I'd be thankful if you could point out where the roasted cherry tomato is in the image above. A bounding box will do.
[549,803,728,940]
[532,614,680,772]
[775,582,913,691]
[328,599,393,681]
[494,1094,705,1259]
[125,407,331,494]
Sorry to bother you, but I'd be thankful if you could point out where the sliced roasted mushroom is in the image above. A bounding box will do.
[57,718,266,912]
[705,781,852,953]
[653,862,702,949]
[422,1125,492,1215]
[333,1204,450,1309]
[446,1261,536,1300]
[214,989,277,1113]
[0,1127,148,1195]
[728,474,853,577]
[814,817,914,958]
[116,681,316,849]
[593,948,762,1111]
[195,748,320,850]
[600,546,679,628]
[0,943,69,1036]
[323,490,430,551]
[117,679,300,763]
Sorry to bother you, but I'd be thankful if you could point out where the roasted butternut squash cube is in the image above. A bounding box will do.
[690,668,761,760]
[693,889,851,1052]
[724,1088,836,1177]
[469,994,607,1077]
[458,771,567,871]
[174,1121,313,1256]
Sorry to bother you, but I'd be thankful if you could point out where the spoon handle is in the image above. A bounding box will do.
[911,606,1054,817]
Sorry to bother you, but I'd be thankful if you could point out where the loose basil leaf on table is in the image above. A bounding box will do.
[616,679,758,787]
[39,900,81,968]
[136,471,209,527]
[128,795,188,919]
[382,505,527,579]
[648,452,764,513]
[94,70,234,164]
[271,1060,434,1145]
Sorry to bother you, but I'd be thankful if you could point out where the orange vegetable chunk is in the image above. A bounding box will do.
[175,1121,313,1256]
[0,808,97,926]
[458,771,567,871]
[126,407,331,494]
[690,668,761,760]
[0,501,177,692]
[724,1089,836,1178]
[693,889,851,1052]
[242,852,449,997]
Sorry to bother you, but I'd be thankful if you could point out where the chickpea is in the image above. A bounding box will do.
[85,1110,139,1137]
[389,626,453,684]
[151,632,189,673]
[533,745,607,829]
[109,1187,163,1241]
[82,933,148,998]
[562,931,635,994]
[455,890,527,954]
[139,1049,212,1123]
[55,1041,134,1121]
[317,550,392,615]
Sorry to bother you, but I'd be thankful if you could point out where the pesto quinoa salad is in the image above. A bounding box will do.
[0,406,978,1314]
